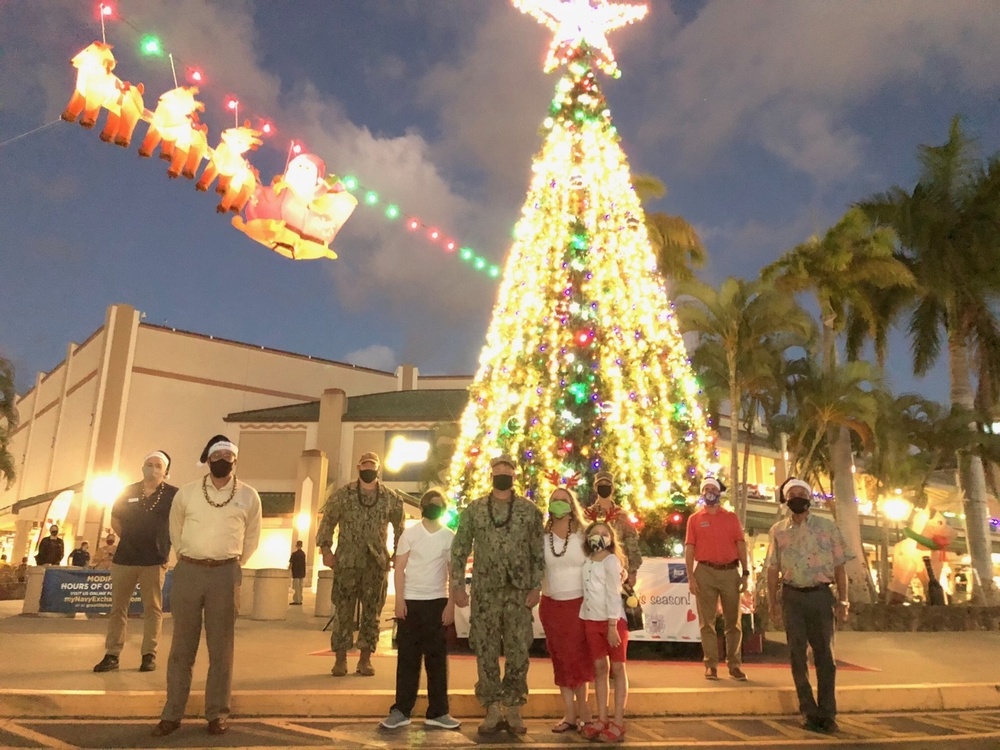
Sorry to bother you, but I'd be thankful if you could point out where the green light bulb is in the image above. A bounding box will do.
[385,205,400,219]
[364,191,379,205]
[342,175,359,191]
[140,35,162,56]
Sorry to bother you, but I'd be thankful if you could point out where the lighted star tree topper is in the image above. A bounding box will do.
[445,0,712,513]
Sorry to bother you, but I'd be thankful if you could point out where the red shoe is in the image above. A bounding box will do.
[597,721,625,743]
[581,720,606,740]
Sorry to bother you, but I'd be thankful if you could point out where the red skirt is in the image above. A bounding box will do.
[539,595,595,688]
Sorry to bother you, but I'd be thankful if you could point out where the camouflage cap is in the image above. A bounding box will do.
[358,451,380,466]
[490,453,517,469]
[594,470,614,485]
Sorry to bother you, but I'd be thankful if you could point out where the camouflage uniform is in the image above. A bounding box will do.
[451,494,545,707]
[316,480,404,653]
[585,503,642,578]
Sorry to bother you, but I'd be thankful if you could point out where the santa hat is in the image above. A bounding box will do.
[199,434,238,465]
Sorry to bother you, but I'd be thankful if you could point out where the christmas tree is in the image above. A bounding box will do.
[446,0,712,515]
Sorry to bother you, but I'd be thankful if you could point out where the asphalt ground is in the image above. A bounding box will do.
[2,710,1000,749]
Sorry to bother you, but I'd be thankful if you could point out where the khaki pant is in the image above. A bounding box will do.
[694,564,742,669]
[105,563,166,657]
[161,560,240,722]
[291,578,304,604]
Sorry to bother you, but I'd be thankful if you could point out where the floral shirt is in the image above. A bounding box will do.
[764,513,854,588]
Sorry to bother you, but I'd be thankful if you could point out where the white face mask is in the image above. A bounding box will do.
[143,464,166,483]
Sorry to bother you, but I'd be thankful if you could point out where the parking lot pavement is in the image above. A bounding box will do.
[3,709,1000,749]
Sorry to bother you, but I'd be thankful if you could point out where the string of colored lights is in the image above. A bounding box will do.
[70,3,503,279]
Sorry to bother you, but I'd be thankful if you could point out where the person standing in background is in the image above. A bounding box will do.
[289,541,307,605]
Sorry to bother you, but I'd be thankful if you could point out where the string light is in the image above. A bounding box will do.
[444,0,710,511]
[39,3,506,277]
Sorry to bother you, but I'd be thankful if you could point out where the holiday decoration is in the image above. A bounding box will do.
[138,85,207,178]
[195,124,262,214]
[233,152,358,260]
[62,40,145,146]
[512,0,648,77]
[98,78,145,148]
[888,508,956,603]
[445,0,710,513]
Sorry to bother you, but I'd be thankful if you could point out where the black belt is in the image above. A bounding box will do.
[697,560,740,570]
[179,555,238,567]
[783,583,830,593]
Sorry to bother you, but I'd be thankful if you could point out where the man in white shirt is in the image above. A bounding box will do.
[153,435,261,739]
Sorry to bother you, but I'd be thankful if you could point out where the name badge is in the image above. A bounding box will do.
[700,521,710,527]
[127,497,139,503]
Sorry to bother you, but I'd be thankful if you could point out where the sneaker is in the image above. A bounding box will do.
[379,709,411,729]
[140,654,156,672]
[704,666,719,680]
[729,667,748,681]
[93,654,119,673]
[425,714,461,730]
[822,718,839,734]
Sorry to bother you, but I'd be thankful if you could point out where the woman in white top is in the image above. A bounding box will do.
[579,521,629,743]
[539,487,593,733]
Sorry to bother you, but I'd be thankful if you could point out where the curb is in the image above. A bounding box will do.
[2,683,999,719]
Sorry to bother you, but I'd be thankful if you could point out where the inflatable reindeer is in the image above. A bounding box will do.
[196,125,263,213]
[138,86,205,173]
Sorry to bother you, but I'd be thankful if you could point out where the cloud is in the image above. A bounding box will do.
[632,0,1000,184]
[343,344,396,372]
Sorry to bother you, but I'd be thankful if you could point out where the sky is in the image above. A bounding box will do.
[2,0,1000,403]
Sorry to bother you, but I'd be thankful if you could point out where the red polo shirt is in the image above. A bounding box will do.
[684,507,744,565]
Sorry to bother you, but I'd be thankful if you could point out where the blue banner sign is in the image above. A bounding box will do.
[39,568,173,614]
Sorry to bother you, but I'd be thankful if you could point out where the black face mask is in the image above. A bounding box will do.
[786,497,810,515]
[422,504,445,520]
[209,459,234,479]
[359,469,379,484]
[492,475,514,492]
[596,484,612,498]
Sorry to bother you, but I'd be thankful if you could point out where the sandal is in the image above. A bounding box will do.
[551,720,576,733]
[597,721,625,743]
[581,720,606,740]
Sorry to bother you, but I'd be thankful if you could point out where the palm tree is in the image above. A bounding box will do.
[634,175,707,286]
[675,277,813,523]
[860,116,1000,604]
[763,208,915,602]
[0,355,18,489]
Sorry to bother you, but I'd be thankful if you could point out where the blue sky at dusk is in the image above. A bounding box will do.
[2,1,1000,403]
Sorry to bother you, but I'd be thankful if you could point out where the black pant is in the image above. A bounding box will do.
[783,586,837,721]
[392,598,449,719]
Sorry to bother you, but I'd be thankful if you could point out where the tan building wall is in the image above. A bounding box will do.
[0,303,448,553]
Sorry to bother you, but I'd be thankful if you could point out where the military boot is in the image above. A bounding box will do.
[356,649,375,676]
[330,650,348,677]
[505,705,527,735]
[478,704,504,735]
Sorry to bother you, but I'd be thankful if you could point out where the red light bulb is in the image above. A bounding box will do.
[445,241,456,251]
[226,98,239,111]
[292,143,302,154]
[187,68,204,83]
[408,219,419,231]
[429,229,440,240]
[100,4,114,16]
[261,122,273,135]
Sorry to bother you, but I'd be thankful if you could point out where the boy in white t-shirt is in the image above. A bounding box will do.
[380,489,460,731]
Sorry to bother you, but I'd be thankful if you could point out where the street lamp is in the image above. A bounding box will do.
[879,493,912,602]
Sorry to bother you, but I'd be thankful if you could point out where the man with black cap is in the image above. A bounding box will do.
[585,471,641,586]
[94,451,177,674]
[684,477,750,681]
[765,477,853,735]
[153,435,261,738]
[450,454,545,735]
[317,451,404,678]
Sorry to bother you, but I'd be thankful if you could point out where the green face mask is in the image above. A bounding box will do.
[549,500,572,518]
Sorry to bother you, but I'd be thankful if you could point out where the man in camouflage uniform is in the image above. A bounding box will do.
[451,454,545,735]
[585,470,642,586]
[317,452,404,677]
